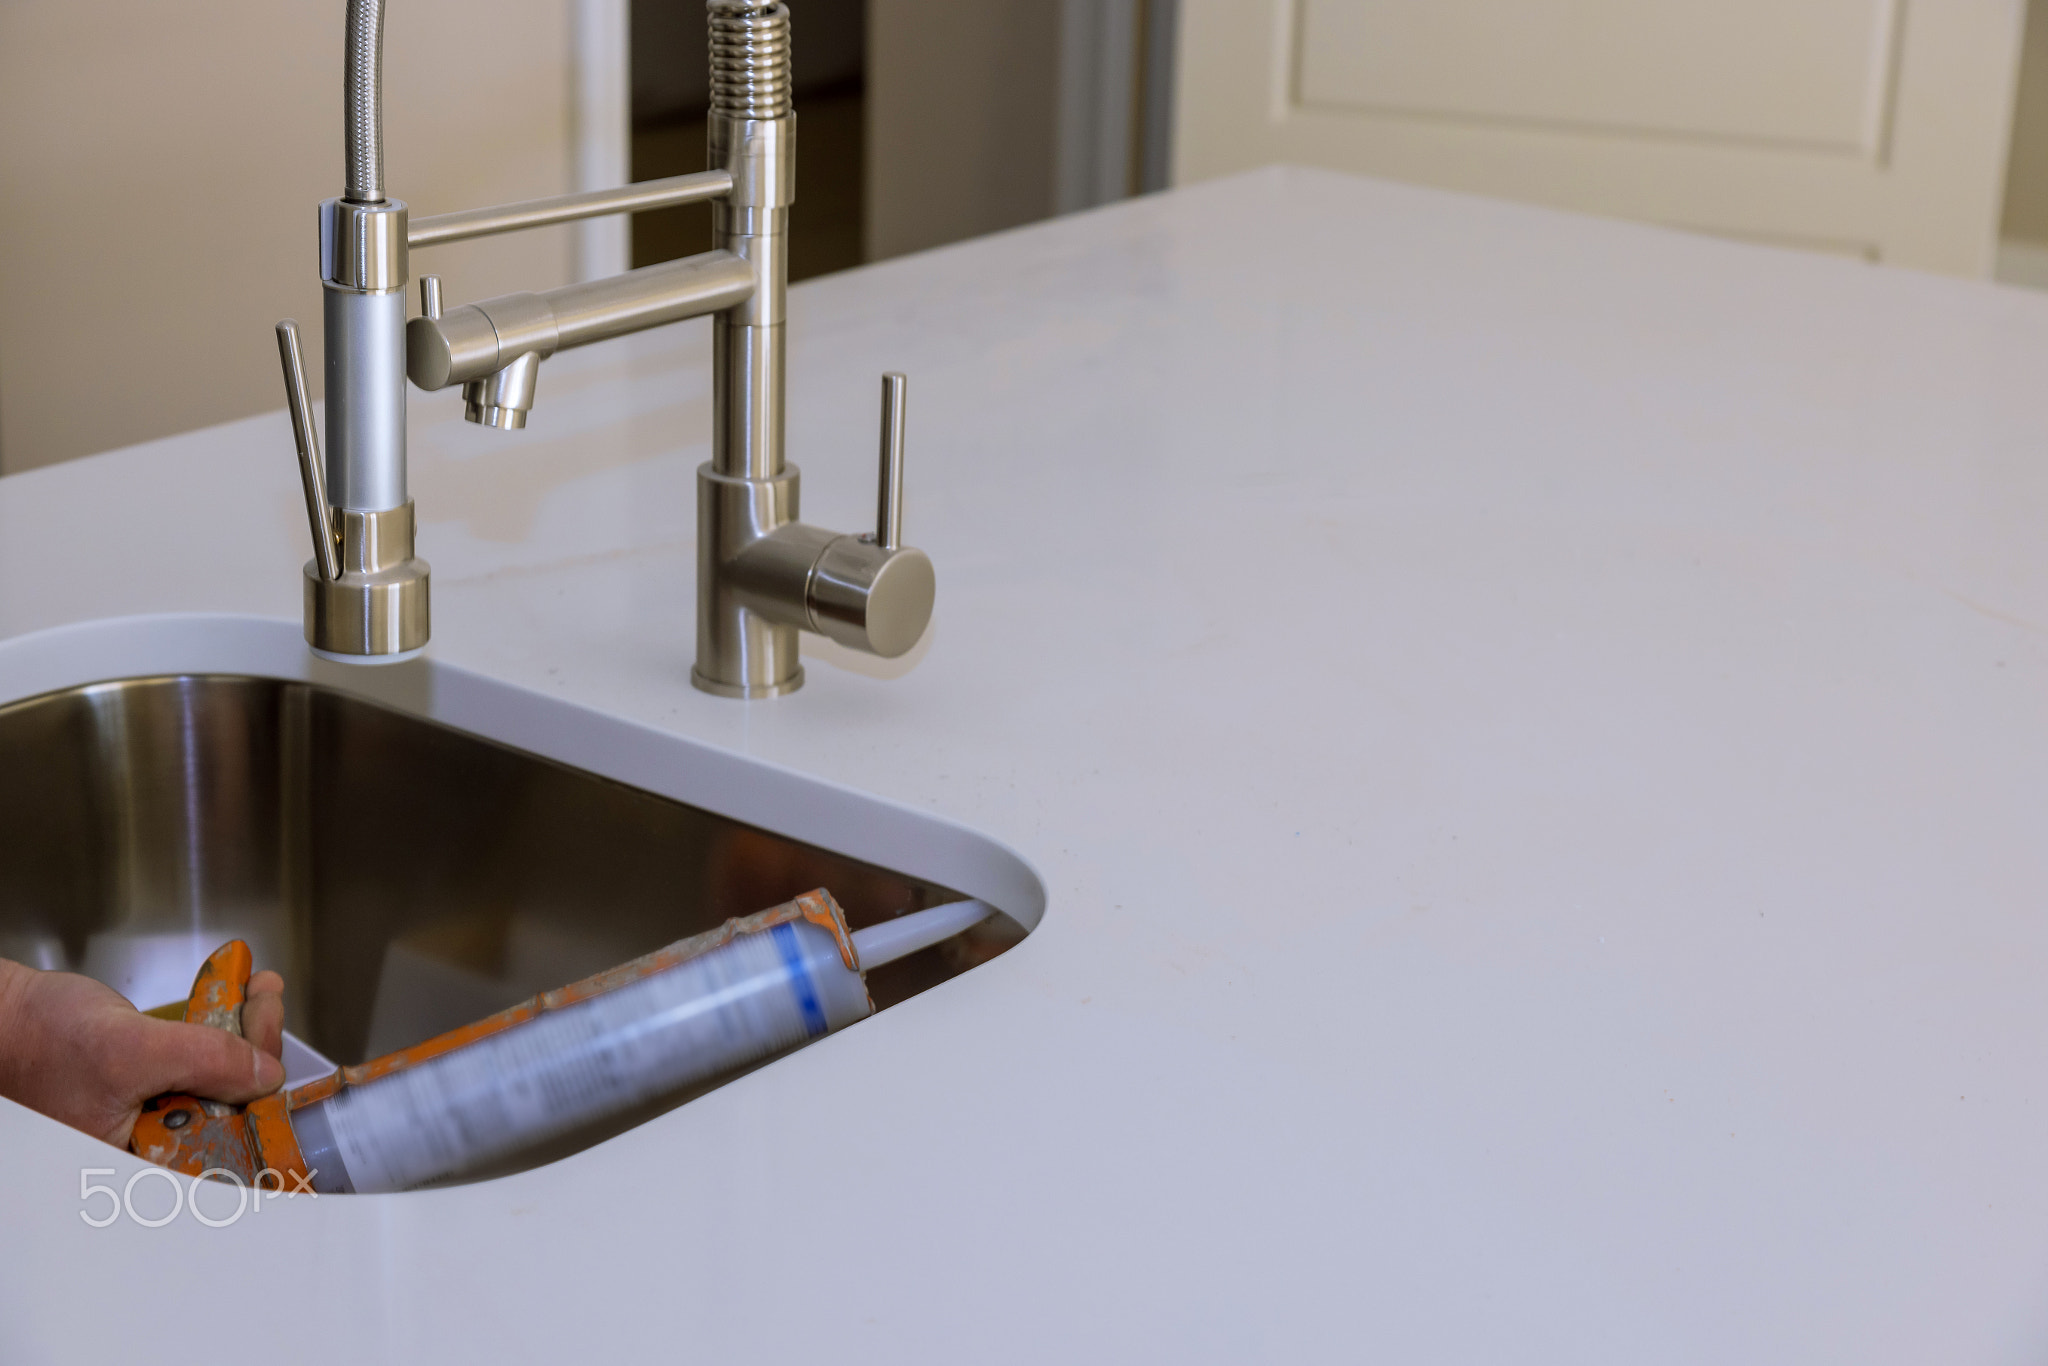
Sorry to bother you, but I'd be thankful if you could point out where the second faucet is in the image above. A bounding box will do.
[281,0,934,697]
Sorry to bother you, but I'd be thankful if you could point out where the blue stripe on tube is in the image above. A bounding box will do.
[771,922,830,1037]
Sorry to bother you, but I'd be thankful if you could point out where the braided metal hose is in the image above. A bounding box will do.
[344,0,386,203]
[708,1,792,120]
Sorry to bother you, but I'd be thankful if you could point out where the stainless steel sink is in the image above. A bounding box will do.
[0,675,1021,1166]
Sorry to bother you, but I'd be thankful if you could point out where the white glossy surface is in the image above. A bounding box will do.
[4,167,2048,1361]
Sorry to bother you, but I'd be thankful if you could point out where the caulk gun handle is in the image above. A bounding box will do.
[178,939,252,1117]
[129,940,262,1176]
[181,939,252,1031]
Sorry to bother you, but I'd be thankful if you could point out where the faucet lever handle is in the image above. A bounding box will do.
[275,320,341,582]
[420,274,443,321]
[874,372,907,551]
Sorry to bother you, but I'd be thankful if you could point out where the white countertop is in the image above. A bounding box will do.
[4,166,2048,1362]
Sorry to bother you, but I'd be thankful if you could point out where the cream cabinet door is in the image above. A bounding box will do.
[1173,0,2027,274]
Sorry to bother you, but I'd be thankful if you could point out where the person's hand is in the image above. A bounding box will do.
[0,959,286,1147]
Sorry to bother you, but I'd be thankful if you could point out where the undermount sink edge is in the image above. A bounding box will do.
[0,612,1047,934]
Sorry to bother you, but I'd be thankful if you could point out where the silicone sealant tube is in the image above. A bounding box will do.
[292,896,993,1194]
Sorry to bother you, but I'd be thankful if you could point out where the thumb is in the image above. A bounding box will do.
[131,1017,286,1106]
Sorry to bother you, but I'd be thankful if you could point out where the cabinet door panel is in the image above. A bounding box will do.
[1176,0,2026,274]
[1299,0,1893,150]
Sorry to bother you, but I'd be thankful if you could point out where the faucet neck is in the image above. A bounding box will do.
[707,2,795,482]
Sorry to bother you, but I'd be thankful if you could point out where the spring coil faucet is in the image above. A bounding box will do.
[275,0,935,693]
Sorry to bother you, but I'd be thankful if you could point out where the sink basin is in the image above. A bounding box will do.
[0,663,1036,1177]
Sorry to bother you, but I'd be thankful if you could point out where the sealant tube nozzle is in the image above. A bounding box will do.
[850,899,997,971]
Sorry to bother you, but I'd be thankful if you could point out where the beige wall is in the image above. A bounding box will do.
[0,0,581,474]
[866,0,1062,260]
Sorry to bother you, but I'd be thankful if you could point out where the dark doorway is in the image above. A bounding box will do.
[630,0,867,280]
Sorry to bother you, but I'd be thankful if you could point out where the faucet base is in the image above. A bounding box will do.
[689,666,804,700]
[310,643,428,668]
[693,462,807,698]
[303,502,431,658]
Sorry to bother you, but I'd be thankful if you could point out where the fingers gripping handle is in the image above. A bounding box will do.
[129,939,312,1187]
[180,940,252,1118]
[130,940,263,1174]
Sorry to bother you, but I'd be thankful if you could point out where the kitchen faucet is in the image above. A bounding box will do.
[274,0,934,696]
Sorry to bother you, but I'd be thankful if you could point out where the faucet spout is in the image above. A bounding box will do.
[404,249,758,414]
